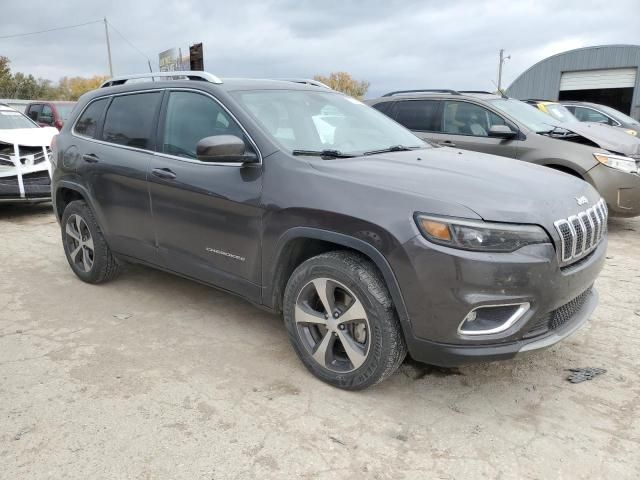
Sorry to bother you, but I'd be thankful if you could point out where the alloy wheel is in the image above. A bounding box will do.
[65,214,94,273]
[294,278,371,373]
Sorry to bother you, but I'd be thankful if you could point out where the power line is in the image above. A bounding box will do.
[106,21,151,63]
[0,20,102,40]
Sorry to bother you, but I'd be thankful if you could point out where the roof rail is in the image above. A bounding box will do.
[100,71,223,88]
[524,98,553,103]
[276,78,332,89]
[458,90,494,94]
[382,89,461,97]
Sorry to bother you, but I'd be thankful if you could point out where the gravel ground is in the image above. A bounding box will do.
[1,204,639,479]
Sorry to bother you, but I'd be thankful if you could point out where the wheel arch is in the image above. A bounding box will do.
[266,227,411,333]
[54,181,104,227]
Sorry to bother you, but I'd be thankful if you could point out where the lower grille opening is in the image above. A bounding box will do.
[523,286,593,338]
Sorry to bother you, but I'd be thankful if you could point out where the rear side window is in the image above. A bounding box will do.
[393,100,440,131]
[371,101,393,115]
[102,92,162,149]
[74,98,109,138]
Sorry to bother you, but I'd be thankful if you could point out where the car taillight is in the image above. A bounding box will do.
[55,119,63,130]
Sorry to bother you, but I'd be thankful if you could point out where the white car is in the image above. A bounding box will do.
[0,104,57,203]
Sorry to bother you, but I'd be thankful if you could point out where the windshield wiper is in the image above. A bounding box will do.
[362,145,420,156]
[291,149,356,158]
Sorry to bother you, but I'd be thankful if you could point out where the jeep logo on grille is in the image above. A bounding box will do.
[575,196,588,206]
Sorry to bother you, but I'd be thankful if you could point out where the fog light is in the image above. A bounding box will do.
[458,303,530,336]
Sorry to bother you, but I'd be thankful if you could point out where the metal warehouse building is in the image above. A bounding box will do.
[507,44,640,120]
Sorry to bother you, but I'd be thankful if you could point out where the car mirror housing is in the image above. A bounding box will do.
[196,135,258,163]
[488,125,517,139]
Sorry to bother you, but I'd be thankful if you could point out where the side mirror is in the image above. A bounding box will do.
[488,124,517,139]
[196,135,258,163]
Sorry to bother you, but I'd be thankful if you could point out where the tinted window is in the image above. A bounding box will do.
[102,92,162,149]
[40,105,54,125]
[394,100,440,131]
[444,101,508,136]
[371,102,393,115]
[162,91,244,159]
[27,104,42,121]
[75,98,109,138]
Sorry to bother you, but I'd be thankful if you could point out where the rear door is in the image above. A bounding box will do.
[148,89,263,300]
[427,100,520,158]
[74,91,162,263]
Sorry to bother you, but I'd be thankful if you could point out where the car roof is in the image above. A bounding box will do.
[370,90,503,103]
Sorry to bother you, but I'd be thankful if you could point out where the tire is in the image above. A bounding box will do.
[60,200,120,284]
[283,250,407,390]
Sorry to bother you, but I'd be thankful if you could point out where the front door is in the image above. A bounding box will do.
[148,89,263,301]
[428,100,520,158]
[74,92,162,263]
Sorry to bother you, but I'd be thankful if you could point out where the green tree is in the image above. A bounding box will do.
[0,56,15,98]
[313,71,370,99]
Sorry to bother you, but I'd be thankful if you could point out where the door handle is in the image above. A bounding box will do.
[441,140,456,147]
[151,167,177,180]
[82,153,99,163]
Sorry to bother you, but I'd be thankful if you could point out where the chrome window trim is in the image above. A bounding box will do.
[70,87,262,167]
[457,302,531,336]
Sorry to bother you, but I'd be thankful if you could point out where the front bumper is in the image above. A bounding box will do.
[406,288,598,366]
[0,144,52,201]
[586,163,640,217]
[389,233,606,366]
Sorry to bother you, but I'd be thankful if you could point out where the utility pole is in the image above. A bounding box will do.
[104,17,114,77]
[497,48,510,93]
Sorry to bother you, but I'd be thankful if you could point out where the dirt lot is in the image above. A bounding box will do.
[1,204,639,479]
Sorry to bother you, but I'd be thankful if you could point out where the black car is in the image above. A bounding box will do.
[51,72,606,389]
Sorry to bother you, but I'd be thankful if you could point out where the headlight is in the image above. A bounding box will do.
[415,215,550,252]
[624,129,637,136]
[593,152,638,174]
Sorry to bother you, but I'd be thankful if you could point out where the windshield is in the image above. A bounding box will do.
[543,103,578,123]
[232,90,426,155]
[597,104,640,126]
[0,109,37,129]
[55,104,75,121]
[490,98,558,132]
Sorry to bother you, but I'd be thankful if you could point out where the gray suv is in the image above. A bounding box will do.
[51,73,606,389]
[368,90,640,217]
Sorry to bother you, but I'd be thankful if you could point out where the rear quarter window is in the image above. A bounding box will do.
[74,98,109,138]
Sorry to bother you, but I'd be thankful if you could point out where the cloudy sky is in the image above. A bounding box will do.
[1,0,638,97]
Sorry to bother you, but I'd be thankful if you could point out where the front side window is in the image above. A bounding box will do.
[232,90,425,155]
[74,98,109,138]
[40,105,54,125]
[394,100,440,131]
[162,91,245,159]
[102,92,162,149]
[442,101,507,136]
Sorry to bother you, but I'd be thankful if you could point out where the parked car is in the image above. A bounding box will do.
[25,101,76,131]
[560,101,640,137]
[52,72,606,389]
[367,90,640,217]
[525,99,640,159]
[0,103,57,203]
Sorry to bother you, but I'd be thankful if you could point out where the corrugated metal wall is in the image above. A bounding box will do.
[506,45,640,120]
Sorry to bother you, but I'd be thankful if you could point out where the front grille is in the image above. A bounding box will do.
[554,199,607,264]
[523,286,593,337]
[0,146,51,166]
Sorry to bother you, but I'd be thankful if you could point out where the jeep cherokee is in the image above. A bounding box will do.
[51,72,607,390]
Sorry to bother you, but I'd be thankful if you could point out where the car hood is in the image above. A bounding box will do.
[309,147,600,226]
[0,127,57,147]
[558,122,640,157]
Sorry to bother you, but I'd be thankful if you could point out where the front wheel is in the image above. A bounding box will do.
[283,251,406,390]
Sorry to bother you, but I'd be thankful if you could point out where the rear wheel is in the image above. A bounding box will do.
[61,200,120,284]
[283,251,406,390]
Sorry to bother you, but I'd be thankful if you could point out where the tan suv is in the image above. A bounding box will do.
[367,90,640,217]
